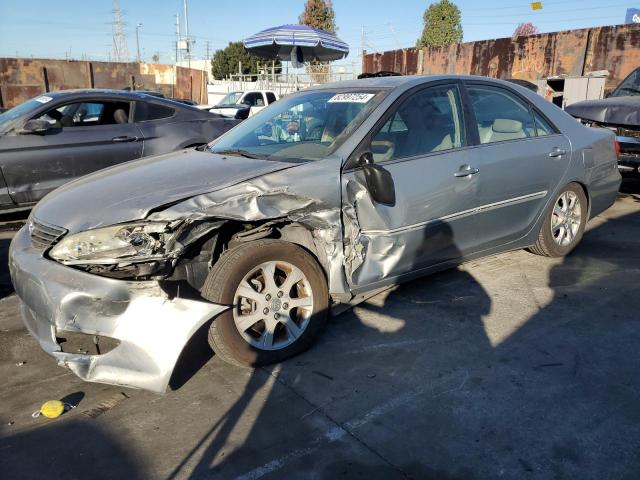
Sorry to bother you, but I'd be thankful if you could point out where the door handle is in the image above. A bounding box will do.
[454,165,480,177]
[112,135,138,143]
[548,147,566,157]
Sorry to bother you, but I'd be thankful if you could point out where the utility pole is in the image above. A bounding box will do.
[205,40,211,61]
[183,0,191,68]
[360,26,365,76]
[135,23,143,63]
[175,14,181,65]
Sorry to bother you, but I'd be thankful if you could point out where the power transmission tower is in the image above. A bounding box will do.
[111,0,130,62]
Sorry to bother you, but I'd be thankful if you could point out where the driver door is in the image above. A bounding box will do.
[342,83,485,289]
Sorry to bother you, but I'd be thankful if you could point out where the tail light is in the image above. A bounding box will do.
[614,139,621,161]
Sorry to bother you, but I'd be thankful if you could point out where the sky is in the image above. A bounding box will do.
[0,0,635,67]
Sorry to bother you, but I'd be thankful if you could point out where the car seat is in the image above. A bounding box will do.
[114,109,129,124]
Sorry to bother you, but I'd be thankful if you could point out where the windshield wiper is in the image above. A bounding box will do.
[214,149,264,159]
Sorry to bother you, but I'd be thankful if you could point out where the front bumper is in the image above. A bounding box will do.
[617,135,640,174]
[9,226,228,393]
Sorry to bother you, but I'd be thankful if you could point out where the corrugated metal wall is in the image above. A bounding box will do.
[0,58,208,108]
[363,24,640,91]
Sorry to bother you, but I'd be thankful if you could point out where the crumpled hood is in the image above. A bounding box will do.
[32,149,297,232]
[565,96,640,127]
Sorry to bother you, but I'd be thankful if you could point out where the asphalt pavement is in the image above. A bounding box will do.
[1,183,639,480]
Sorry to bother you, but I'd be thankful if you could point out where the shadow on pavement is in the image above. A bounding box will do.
[0,209,28,299]
[2,202,639,479]
[168,208,640,478]
[620,177,640,197]
[0,238,13,298]
[0,419,146,479]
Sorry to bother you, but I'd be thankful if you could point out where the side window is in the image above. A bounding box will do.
[369,84,465,163]
[467,85,536,144]
[266,92,277,104]
[611,68,640,97]
[533,111,555,136]
[37,101,130,127]
[134,102,175,122]
[241,92,262,107]
[379,112,408,133]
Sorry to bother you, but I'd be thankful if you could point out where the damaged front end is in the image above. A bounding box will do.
[9,225,227,393]
[46,218,226,281]
[9,158,352,392]
[566,97,640,175]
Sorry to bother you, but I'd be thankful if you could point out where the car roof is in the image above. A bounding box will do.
[40,89,172,102]
[306,74,522,91]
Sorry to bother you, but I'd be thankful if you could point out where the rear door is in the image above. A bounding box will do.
[131,100,178,155]
[463,82,571,250]
[1,99,144,204]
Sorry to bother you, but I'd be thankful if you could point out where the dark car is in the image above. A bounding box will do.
[0,89,239,210]
[171,98,198,106]
[565,67,640,176]
[505,78,539,93]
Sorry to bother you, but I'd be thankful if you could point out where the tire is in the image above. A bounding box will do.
[201,239,329,367]
[529,183,588,257]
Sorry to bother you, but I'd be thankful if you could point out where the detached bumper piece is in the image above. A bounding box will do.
[9,226,228,393]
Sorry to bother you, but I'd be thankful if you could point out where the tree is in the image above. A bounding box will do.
[416,0,463,49]
[513,22,539,37]
[151,52,160,63]
[211,41,281,80]
[299,0,336,33]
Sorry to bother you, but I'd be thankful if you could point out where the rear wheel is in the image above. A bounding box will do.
[201,239,329,367]
[529,183,587,257]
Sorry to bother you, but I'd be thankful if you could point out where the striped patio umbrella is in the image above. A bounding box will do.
[243,24,349,67]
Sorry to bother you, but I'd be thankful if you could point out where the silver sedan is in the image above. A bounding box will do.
[9,75,621,392]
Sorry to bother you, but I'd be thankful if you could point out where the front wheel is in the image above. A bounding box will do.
[201,239,329,367]
[529,183,588,257]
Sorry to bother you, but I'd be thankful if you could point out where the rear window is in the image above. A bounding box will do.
[134,102,175,122]
[266,92,277,104]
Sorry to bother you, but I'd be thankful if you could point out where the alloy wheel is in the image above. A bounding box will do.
[551,191,582,247]
[232,261,314,350]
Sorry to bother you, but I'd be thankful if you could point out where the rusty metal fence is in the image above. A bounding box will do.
[0,59,208,108]
[363,24,640,92]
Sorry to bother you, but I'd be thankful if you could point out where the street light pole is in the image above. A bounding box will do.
[136,23,143,63]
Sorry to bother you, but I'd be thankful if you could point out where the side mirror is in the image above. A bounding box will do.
[18,119,52,135]
[234,106,250,120]
[359,152,396,206]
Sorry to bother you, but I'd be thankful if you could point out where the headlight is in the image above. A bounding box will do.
[49,222,171,264]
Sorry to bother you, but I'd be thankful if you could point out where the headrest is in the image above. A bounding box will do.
[114,109,128,124]
[492,118,523,133]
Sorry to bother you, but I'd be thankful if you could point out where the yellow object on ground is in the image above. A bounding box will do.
[40,400,65,418]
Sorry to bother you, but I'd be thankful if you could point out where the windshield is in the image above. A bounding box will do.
[611,68,640,97]
[218,92,243,105]
[0,96,53,132]
[209,89,385,161]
